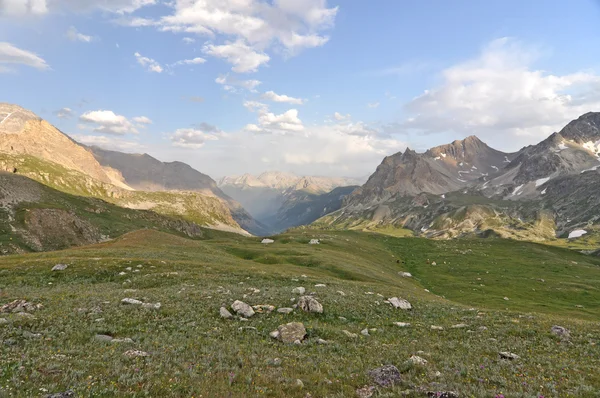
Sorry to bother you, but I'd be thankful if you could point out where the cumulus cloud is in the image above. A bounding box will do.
[402,37,600,150]
[0,0,47,15]
[70,134,145,151]
[244,101,268,113]
[215,74,261,92]
[245,106,304,134]
[132,116,152,124]
[134,52,163,73]
[203,40,269,73]
[79,110,141,135]
[262,90,304,104]
[55,107,74,119]
[1,0,156,16]
[0,42,49,72]
[333,112,350,121]
[182,37,195,44]
[66,26,93,42]
[169,124,223,149]
[170,57,206,67]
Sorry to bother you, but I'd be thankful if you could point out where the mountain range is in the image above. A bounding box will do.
[317,112,600,240]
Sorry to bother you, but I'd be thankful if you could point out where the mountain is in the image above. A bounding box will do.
[218,171,362,233]
[0,103,263,237]
[315,112,600,240]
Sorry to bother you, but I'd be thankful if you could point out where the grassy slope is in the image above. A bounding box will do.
[1,229,599,397]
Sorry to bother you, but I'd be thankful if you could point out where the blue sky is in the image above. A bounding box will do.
[2,0,600,178]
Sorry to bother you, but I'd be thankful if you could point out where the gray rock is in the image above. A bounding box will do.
[399,272,412,277]
[277,307,294,314]
[269,330,280,339]
[123,349,149,358]
[361,328,370,336]
[551,325,570,338]
[112,338,134,344]
[220,307,233,319]
[1,299,42,313]
[499,351,519,360]
[277,322,306,343]
[298,296,323,313]
[451,323,468,329]
[316,338,330,345]
[261,239,274,244]
[121,298,143,306]
[295,379,304,388]
[394,322,411,328]
[94,334,114,342]
[252,304,275,313]
[388,297,412,310]
[368,364,401,387]
[142,302,161,310]
[409,355,428,366]
[342,330,358,338]
[309,239,320,245]
[52,264,68,271]
[14,312,36,320]
[22,331,42,339]
[231,300,255,318]
[45,391,75,398]
[430,325,444,331]
[315,284,326,287]
[356,385,376,398]
[292,287,306,295]
[427,392,459,398]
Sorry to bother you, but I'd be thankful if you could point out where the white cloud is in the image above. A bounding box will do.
[134,52,163,73]
[66,26,93,42]
[169,124,223,149]
[132,116,152,124]
[402,37,600,150]
[70,134,144,151]
[203,40,269,73]
[245,108,304,134]
[1,0,156,16]
[333,112,350,121]
[367,102,380,108]
[170,57,206,67]
[0,42,49,72]
[215,74,261,92]
[182,37,195,44]
[79,110,140,135]
[262,90,304,104]
[243,101,268,113]
[55,107,74,119]
[0,0,47,15]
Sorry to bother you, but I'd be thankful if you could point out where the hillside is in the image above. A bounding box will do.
[0,172,209,254]
[317,113,600,241]
[0,228,598,396]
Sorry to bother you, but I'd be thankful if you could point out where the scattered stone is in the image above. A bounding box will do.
[45,391,75,398]
[499,351,519,360]
[269,330,280,339]
[277,307,294,314]
[309,239,320,245]
[94,334,114,342]
[121,298,143,306]
[126,267,132,271]
[433,371,442,378]
[342,330,358,338]
[252,305,275,313]
[142,302,161,310]
[112,338,134,344]
[369,328,378,333]
[394,322,411,328]
[118,272,127,276]
[361,328,370,336]
[399,272,412,278]
[231,300,255,318]
[575,304,584,308]
[23,331,42,339]
[52,264,68,271]
[427,392,459,398]
[261,239,274,244]
[293,339,302,345]
[295,379,304,388]
[315,284,326,287]
[292,287,306,295]
[409,355,428,366]
[238,326,257,332]
[365,292,374,295]
[123,350,149,358]
[277,322,306,344]
[14,312,36,320]
[388,297,412,310]
[431,262,437,266]
[316,338,330,345]
[551,325,570,338]
[267,357,282,366]
[430,326,444,331]
[503,297,510,301]
[338,316,347,321]
[337,291,346,296]
[356,385,376,398]
[478,326,488,331]
[298,296,323,313]
[368,365,401,387]
[1,299,42,313]
[451,323,468,329]
[220,307,233,319]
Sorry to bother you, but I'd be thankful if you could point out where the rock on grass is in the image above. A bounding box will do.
[388,297,412,310]
[368,364,401,387]
[231,300,255,318]
[276,322,306,344]
[298,296,323,313]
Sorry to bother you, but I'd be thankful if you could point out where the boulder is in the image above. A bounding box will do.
[123,350,149,358]
[292,287,306,294]
[499,351,519,360]
[94,334,114,342]
[451,323,468,329]
[231,300,255,318]
[399,272,412,277]
[551,325,570,338]
[277,322,306,343]
[52,264,68,271]
[298,296,323,313]
[388,297,412,310]
[409,355,428,366]
[220,307,233,319]
[261,239,274,244]
[121,298,143,306]
[368,365,401,387]
[430,325,444,331]
[1,299,42,313]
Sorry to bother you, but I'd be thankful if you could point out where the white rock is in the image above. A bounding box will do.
[451,323,468,329]
[342,330,358,338]
[298,296,323,313]
[261,239,274,244]
[121,298,143,306]
[388,297,412,310]
[499,351,520,360]
[220,307,233,319]
[394,322,411,328]
[292,287,306,295]
[337,291,346,296]
[277,307,294,314]
[399,272,412,278]
[142,302,161,310]
[503,297,510,301]
[430,325,444,331]
[123,350,149,358]
[52,264,68,271]
[118,272,127,276]
[361,328,370,336]
[409,355,428,366]
[315,284,326,287]
[231,300,255,318]
[309,239,320,245]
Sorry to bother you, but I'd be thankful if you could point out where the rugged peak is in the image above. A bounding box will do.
[0,103,41,134]
[558,111,600,143]
[401,148,418,159]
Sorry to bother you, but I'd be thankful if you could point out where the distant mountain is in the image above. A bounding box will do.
[0,103,263,237]
[315,112,600,241]
[218,171,362,233]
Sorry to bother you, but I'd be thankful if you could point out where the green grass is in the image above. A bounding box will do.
[1,229,600,397]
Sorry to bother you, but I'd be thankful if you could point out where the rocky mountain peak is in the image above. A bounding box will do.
[0,103,41,134]
[557,112,600,144]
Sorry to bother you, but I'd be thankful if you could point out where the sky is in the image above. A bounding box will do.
[2,0,600,179]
